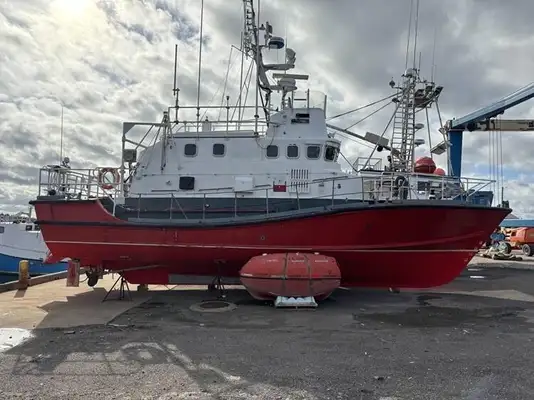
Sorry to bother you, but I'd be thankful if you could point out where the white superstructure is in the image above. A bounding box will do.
[36,0,494,211]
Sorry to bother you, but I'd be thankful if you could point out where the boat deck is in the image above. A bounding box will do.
[1,258,534,399]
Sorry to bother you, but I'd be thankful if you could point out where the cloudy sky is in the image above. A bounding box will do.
[1,0,534,217]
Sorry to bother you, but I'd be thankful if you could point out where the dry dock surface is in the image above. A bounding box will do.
[1,258,534,399]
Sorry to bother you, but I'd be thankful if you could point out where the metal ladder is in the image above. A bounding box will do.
[389,73,417,172]
[242,0,257,57]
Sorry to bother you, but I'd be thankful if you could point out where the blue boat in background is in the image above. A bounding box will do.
[0,221,67,283]
[499,215,534,228]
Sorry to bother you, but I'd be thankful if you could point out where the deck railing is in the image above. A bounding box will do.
[36,166,496,219]
[173,119,269,135]
[38,165,112,200]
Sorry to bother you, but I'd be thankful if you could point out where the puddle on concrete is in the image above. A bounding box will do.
[0,328,33,353]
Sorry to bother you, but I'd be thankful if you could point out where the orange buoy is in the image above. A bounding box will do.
[434,167,446,176]
[239,252,341,301]
[414,156,436,174]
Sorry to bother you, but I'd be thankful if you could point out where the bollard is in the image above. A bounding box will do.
[18,260,30,290]
[66,260,80,287]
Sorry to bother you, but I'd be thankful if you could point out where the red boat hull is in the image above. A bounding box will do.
[30,199,510,289]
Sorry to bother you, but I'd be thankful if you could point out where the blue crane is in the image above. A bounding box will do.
[432,83,534,177]
[431,83,534,226]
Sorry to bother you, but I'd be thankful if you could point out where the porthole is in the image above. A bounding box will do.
[287,145,299,158]
[184,143,197,157]
[213,143,225,156]
[266,145,279,158]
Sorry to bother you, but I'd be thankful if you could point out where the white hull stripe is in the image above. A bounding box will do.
[46,240,478,253]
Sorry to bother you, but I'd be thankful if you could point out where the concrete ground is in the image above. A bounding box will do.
[0,273,152,330]
[1,258,534,399]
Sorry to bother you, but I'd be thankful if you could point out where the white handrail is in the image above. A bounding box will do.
[36,165,496,220]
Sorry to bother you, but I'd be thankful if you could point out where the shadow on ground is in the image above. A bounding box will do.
[2,280,534,399]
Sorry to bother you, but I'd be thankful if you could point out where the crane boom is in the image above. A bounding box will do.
[458,119,534,132]
[435,82,534,177]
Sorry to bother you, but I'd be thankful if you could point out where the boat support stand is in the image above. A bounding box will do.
[102,274,132,302]
[207,261,227,300]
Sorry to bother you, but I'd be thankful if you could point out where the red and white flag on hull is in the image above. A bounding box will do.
[273,182,287,192]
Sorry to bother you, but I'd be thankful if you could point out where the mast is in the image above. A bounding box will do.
[388,0,419,172]
[387,0,442,172]
[254,0,260,135]
[242,0,299,130]
[59,104,64,164]
[243,0,269,133]
[173,43,180,123]
[237,31,245,126]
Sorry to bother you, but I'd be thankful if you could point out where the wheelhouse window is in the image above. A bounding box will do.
[213,143,225,156]
[184,143,197,157]
[286,145,299,158]
[324,145,339,162]
[306,145,321,159]
[0,226,4,234]
[266,145,278,158]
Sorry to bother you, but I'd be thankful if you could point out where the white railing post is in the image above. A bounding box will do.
[331,179,335,206]
[37,169,42,196]
[234,192,237,218]
[265,188,269,215]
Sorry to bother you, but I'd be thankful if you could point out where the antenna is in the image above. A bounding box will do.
[173,43,180,122]
[219,46,234,120]
[59,105,64,164]
[404,0,414,70]
[196,0,205,132]
[430,27,437,82]
[237,30,245,125]
[412,0,420,70]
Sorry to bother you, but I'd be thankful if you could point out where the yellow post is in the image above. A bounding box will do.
[18,260,30,289]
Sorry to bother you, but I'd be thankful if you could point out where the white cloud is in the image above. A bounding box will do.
[1,0,534,217]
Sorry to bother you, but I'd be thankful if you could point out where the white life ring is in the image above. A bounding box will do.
[97,167,120,190]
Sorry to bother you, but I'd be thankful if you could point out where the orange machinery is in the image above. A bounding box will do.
[500,227,534,256]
